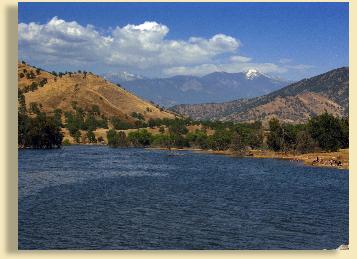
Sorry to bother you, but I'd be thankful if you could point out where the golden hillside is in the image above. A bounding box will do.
[18,62,55,90]
[18,63,176,121]
[223,92,344,123]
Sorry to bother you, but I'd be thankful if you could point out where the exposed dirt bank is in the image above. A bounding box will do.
[149,147,349,170]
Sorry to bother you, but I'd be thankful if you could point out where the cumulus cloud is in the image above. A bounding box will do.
[18,17,312,78]
[107,23,240,69]
[19,17,239,72]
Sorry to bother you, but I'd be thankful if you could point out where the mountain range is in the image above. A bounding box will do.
[171,67,349,123]
[19,62,348,125]
[106,69,289,107]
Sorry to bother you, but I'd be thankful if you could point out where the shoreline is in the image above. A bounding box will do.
[148,147,349,170]
[20,144,349,170]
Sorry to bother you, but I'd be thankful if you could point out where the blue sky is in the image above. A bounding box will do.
[18,2,348,80]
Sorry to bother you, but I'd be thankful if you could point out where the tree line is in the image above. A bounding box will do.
[267,113,348,152]
[107,112,348,153]
[107,119,263,151]
[18,90,63,148]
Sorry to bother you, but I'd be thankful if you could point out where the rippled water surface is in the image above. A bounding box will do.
[18,145,349,249]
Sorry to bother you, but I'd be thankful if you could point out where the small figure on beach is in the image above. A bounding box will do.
[312,156,320,165]
[326,159,342,167]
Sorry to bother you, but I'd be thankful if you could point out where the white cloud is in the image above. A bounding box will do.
[164,64,221,76]
[19,17,240,73]
[18,17,111,66]
[107,23,239,68]
[18,17,312,78]
[230,55,252,63]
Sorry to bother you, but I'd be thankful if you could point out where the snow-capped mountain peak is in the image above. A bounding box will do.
[245,69,260,80]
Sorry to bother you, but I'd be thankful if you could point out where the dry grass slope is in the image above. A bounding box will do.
[223,92,344,123]
[18,63,176,122]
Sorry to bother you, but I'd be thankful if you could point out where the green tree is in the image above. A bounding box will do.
[169,133,189,148]
[29,82,38,91]
[148,118,157,128]
[107,129,128,147]
[18,110,63,149]
[186,130,208,149]
[230,132,245,152]
[26,71,35,79]
[168,122,188,135]
[339,117,349,149]
[62,139,71,146]
[295,130,318,153]
[18,89,27,114]
[107,129,117,147]
[307,112,346,151]
[71,107,86,130]
[159,126,165,134]
[73,131,81,143]
[87,131,97,143]
[64,111,79,136]
[267,118,304,152]
[111,116,132,130]
[151,134,171,148]
[208,130,232,150]
[39,78,48,87]
[131,112,145,120]
[18,112,30,147]
[29,102,41,115]
[91,105,100,115]
[85,114,97,131]
[267,118,284,151]
[234,122,263,149]
[117,131,128,147]
[96,117,108,129]
[53,109,63,128]
[128,129,152,147]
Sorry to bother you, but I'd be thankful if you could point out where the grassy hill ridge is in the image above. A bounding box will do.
[18,62,177,123]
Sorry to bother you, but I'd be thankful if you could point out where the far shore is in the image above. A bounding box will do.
[22,143,348,170]
[148,147,349,170]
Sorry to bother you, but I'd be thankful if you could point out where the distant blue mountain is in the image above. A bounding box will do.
[107,69,289,107]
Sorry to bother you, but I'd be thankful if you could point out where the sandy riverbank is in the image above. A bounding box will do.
[149,147,349,170]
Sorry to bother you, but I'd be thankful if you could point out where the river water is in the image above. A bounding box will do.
[18,145,348,249]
